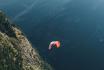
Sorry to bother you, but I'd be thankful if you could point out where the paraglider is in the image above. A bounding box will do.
[48,41,61,50]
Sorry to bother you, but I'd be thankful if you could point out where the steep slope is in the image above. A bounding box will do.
[0,11,52,70]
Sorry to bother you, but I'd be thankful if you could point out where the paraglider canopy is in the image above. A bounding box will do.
[48,41,61,50]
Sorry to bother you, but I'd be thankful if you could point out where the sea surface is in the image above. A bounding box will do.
[1,0,104,70]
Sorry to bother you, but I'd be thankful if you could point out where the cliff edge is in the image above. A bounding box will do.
[0,11,52,70]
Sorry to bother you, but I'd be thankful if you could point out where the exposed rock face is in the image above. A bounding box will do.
[0,11,52,70]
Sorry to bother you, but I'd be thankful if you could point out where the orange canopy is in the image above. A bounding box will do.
[48,41,61,50]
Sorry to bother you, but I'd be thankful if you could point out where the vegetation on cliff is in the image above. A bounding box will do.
[0,11,52,70]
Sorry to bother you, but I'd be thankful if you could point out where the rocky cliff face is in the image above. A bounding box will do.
[0,11,52,70]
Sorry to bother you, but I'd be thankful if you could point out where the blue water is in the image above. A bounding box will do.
[1,0,104,70]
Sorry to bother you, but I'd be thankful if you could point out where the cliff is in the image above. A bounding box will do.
[0,11,52,70]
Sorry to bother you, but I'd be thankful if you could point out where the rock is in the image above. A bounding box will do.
[0,11,52,70]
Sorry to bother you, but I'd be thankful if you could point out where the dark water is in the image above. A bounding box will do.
[1,0,104,70]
